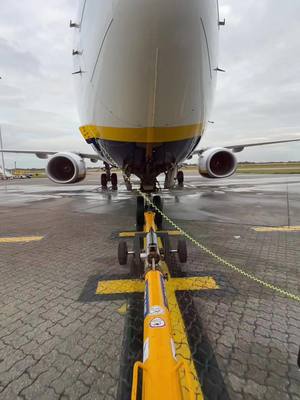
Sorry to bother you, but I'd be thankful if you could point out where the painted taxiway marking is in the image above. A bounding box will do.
[96,276,217,295]
[0,236,44,243]
[253,226,300,232]
[96,279,144,294]
[119,230,181,238]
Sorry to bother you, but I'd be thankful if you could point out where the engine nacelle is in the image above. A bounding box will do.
[46,152,86,184]
[198,148,237,179]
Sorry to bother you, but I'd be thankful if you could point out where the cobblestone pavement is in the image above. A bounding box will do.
[0,175,299,400]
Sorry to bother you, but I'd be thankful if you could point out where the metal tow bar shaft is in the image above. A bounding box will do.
[131,211,193,400]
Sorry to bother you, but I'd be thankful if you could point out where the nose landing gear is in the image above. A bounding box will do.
[118,195,188,268]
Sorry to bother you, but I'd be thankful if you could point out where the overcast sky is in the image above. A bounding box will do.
[0,0,300,169]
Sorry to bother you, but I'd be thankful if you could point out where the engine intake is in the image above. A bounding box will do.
[46,152,86,184]
[198,148,237,178]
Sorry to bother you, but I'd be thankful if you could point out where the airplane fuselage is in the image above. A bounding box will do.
[74,0,219,188]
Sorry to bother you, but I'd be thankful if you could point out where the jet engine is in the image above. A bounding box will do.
[198,148,237,178]
[46,152,86,184]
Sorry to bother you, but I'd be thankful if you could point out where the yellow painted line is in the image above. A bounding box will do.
[166,230,182,236]
[253,226,300,232]
[96,277,217,296]
[117,303,128,316]
[161,261,204,399]
[171,276,219,291]
[0,236,44,243]
[119,232,136,238]
[80,124,203,143]
[96,272,215,399]
[97,225,216,399]
[96,279,144,295]
[119,230,181,238]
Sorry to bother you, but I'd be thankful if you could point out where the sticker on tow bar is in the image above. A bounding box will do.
[149,306,164,316]
[150,318,165,328]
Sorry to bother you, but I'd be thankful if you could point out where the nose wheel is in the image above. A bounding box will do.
[153,195,163,230]
[136,196,145,231]
[118,241,128,265]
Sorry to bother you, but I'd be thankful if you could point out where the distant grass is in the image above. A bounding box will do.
[31,174,46,178]
[184,163,300,174]
[237,162,300,174]
[237,169,300,174]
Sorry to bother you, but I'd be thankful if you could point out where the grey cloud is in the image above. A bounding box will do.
[204,0,300,160]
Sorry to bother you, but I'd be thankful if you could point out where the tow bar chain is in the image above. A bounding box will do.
[138,189,300,303]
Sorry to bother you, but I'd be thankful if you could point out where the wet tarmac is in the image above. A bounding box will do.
[0,173,299,400]
[1,173,300,226]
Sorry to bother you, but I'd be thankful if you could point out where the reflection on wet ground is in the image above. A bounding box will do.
[1,174,300,226]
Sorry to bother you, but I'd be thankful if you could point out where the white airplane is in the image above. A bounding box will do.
[1,0,300,192]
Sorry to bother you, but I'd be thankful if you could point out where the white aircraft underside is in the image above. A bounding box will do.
[73,0,219,188]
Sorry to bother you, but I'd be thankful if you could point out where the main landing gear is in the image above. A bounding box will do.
[101,162,118,190]
[164,168,184,189]
[177,170,184,187]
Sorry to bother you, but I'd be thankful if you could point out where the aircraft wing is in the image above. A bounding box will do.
[0,149,103,162]
[192,137,300,155]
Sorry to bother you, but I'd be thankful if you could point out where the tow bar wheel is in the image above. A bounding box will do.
[177,239,187,263]
[118,241,128,265]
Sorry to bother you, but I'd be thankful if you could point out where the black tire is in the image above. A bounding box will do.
[177,239,187,263]
[101,173,108,188]
[111,173,118,188]
[136,196,145,231]
[153,195,163,230]
[118,241,128,265]
[177,171,184,185]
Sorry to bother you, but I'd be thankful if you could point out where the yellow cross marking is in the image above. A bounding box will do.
[96,232,218,400]
[96,276,218,295]
[0,236,44,244]
[253,226,300,232]
[96,279,144,294]
[119,230,181,238]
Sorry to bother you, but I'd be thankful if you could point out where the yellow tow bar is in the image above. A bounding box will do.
[131,212,193,400]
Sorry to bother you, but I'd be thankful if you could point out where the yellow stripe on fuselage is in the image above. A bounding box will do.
[80,123,203,143]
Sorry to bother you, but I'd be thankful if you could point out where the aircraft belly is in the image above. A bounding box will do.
[75,0,219,176]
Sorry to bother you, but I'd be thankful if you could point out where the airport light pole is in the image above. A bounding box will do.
[0,126,7,180]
